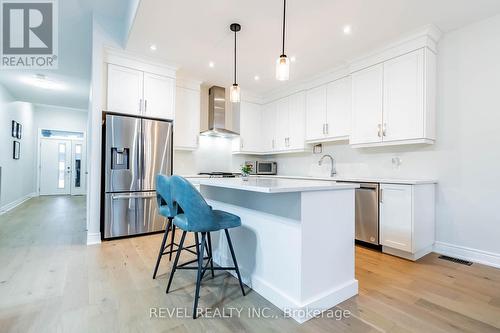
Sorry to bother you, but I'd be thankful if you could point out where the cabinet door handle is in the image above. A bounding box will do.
[139,99,143,112]
[325,123,329,135]
[379,189,383,203]
[240,139,244,149]
[322,124,325,135]
[144,99,148,113]
[383,123,387,137]
[377,124,382,137]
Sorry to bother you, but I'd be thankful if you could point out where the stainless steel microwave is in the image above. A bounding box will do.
[256,161,277,175]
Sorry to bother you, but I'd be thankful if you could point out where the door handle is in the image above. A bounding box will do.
[325,123,329,135]
[322,123,326,135]
[379,189,383,203]
[382,123,387,137]
[144,99,148,113]
[377,124,382,137]
[112,193,156,200]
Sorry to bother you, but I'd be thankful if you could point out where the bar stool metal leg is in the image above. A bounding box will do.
[225,229,246,296]
[193,232,206,319]
[152,217,172,279]
[169,224,176,261]
[166,230,187,294]
[206,232,215,278]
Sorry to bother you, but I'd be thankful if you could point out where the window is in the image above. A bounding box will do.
[58,143,66,189]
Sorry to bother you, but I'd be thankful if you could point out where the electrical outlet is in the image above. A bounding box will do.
[392,157,402,168]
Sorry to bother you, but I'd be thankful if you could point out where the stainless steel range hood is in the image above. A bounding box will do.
[200,86,239,137]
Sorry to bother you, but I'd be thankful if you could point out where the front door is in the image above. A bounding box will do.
[40,139,72,195]
[70,140,86,195]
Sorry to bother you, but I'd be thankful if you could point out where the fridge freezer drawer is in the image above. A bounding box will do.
[104,192,167,239]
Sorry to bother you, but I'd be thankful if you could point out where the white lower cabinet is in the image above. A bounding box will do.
[379,183,435,260]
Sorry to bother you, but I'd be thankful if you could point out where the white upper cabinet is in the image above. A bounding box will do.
[305,85,327,142]
[107,64,144,115]
[350,64,384,145]
[350,48,436,147]
[105,53,176,120]
[326,77,351,140]
[287,91,306,150]
[383,49,424,142]
[261,102,277,152]
[275,97,290,151]
[174,86,200,150]
[235,101,262,153]
[143,73,175,120]
[305,77,351,143]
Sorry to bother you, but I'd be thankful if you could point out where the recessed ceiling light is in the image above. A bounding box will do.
[343,25,352,35]
[150,44,157,51]
[254,75,260,81]
[290,56,296,62]
[21,74,66,90]
[209,61,215,68]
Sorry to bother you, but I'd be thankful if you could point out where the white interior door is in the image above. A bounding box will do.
[40,139,72,195]
[71,140,86,195]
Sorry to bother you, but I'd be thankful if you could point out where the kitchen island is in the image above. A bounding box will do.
[187,177,359,323]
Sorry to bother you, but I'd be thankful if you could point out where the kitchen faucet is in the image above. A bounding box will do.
[318,154,336,177]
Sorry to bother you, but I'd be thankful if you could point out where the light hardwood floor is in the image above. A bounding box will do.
[0,196,499,332]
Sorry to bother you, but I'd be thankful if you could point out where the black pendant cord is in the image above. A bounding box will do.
[281,0,286,56]
[234,29,237,85]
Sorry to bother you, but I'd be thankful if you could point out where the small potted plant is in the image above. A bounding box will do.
[240,164,252,181]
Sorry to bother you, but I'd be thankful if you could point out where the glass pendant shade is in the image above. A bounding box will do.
[230,84,240,103]
[276,55,290,81]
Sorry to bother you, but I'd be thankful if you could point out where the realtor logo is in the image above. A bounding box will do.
[1,0,58,69]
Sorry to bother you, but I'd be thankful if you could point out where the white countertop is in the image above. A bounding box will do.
[182,174,437,185]
[188,177,359,193]
[256,175,436,185]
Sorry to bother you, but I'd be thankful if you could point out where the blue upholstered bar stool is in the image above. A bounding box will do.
[153,175,198,279]
[166,175,246,319]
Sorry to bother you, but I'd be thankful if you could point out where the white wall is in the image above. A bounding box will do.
[34,104,87,133]
[174,136,235,175]
[265,14,500,259]
[87,16,122,244]
[0,84,36,211]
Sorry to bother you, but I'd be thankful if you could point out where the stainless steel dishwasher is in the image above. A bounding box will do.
[339,182,380,245]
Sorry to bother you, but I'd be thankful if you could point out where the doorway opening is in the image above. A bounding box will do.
[38,129,87,196]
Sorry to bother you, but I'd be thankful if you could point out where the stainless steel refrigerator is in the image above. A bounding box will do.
[102,113,173,239]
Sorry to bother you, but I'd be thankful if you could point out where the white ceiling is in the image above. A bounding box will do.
[127,0,500,97]
[0,0,135,110]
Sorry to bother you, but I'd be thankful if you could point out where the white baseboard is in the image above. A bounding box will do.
[87,232,102,245]
[434,241,500,269]
[0,192,37,215]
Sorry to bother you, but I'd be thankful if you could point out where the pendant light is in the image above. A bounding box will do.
[230,23,241,103]
[276,0,290,81]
